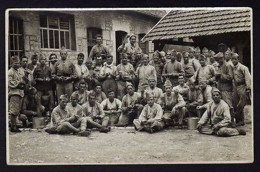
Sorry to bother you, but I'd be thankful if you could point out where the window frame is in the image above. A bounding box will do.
[8,17,24,59]
[40,13,74,50]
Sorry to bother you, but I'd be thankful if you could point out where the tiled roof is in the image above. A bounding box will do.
[142,9,251,42]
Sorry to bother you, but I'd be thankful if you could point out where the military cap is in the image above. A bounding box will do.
[159,51,165,57]
[164,79,172,87]
[148,76,156,82]
[195,47,201,53]
[59,94,68,101]
[107,88,115,94]
[11,55,20,64]
[202,47,208,53]
[211,87,221,94]
[71,92,79,99]
[214,52,224,59]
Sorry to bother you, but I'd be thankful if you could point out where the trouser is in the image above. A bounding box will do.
[102,79,117,97]
[137,81,149,92]
[19,105,45,126]
[133,119,165,132]
[9,95,23,130]
[106,113,120,126]
[87,116,110,128]
[71,117,88,131]
[200,125,240,137]
[37,90,55,112]
[56,122,80,134]
[235,85,248,123]
[56,82,73,103]
[117,106,143,126]
[117,81,127,101]
[162,107,186,126]
[221,90,234,121]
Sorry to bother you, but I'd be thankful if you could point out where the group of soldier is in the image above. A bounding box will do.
[8,34,251,137]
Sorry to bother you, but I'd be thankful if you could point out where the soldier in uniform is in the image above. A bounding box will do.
[74,53,89,90]
[160,80,186,128]
[52,47,77,102]
[28,54,39,73]
[196,88,246,137]
[214,52,235,123]
[117,35,142,58]
[88,34,110,63]
[188,47,201,70]
[133,93,165,133]
[72,80,90,105]
[136,54,157,92]
[117,82,143,126]
[115,53,136,100]
[162,50,184,87]
[100,89,122,126]
[144,77,163,103]
[231,53,251,126]
[8,56,26,132]
[182,51,196,81]
[149,51,164,89]
[33,54,54,112]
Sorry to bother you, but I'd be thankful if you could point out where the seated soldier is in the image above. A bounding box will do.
[172,75,189,101]
[144,77,163,103]
[117,82,143,126]
[133,93,165,133]
[186,81,203,117]
[65,92,90,135]
[45,95,90,136]
[19,87,45,128]
[100,89,122,126]
[196,88,246,137]
[196,79,213,111]
[159,80,186,129]
[82,91,110,133]
[72,80,90,105]
[93,82,107,104]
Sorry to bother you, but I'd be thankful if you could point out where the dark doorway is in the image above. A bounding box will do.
[115,30,127,65]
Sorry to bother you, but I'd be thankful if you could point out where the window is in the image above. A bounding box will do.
[9,17,24,59]
[40,13,76,50]
[87,27,102,55]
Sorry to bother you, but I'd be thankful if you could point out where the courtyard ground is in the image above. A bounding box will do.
[7,124,253,165]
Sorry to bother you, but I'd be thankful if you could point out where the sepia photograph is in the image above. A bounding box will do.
[6,8,253,164]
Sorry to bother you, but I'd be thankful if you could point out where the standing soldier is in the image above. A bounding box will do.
[231,53,251,126]
[49,53,58,71]
[182,51,196,81]
[33,54,54,112]
[49,53,58,104]
[74,53,89,90]
[209,50,219,71]
[99,54,117,96]
[194,47,201,60]
[144,77,163,103]
[225,48,234,67]
[214,52,234,123]
[136,54,157,92]
[28,54,39,73]
[52,47,77,102]
[202,47,210,64]
[88,34,110,63]
[8,56,26,132]
[117,35,142,57]
[162,50,184,87]
[190,54,216,85]
[20,56,34,93]
[149,51,164,89]
[188,47,201,70]
[115,53,136,100]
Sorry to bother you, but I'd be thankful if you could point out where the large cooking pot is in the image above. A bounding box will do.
[32,117,46,129]
[187,117,200,130]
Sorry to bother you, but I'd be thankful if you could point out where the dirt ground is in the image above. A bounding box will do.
[8,123,253,164]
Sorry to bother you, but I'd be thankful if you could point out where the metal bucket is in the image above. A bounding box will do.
[187,117,200,130]
[32,117,46,129]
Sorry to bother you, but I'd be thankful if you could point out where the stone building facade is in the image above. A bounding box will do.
[8,10,165,64]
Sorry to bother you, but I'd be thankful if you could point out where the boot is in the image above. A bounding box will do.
[77,130,91,137]
[10,116,21,133]
[99,127,110,133]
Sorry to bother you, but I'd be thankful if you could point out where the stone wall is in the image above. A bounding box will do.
[9,10,158,64]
